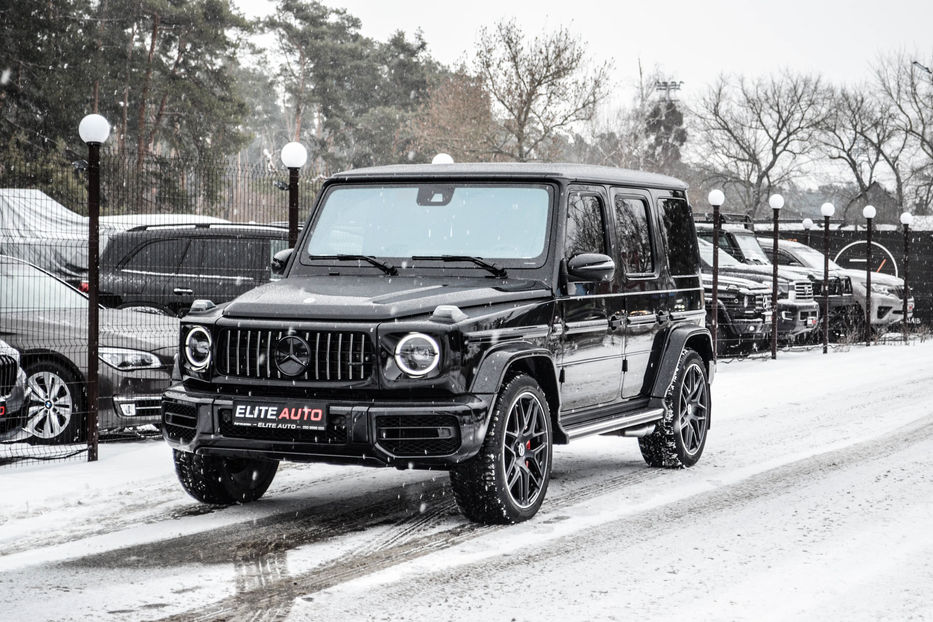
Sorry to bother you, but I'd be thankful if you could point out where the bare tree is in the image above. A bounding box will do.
[412,71,499,162]
[875,53,933,214]
[691,72,828,218]
[817,86,913,221]
[475,20,611,161]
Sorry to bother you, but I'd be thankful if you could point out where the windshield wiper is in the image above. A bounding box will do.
[308,254,398,276]
[412,255,508,278]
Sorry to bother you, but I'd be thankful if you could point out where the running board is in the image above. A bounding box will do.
[563,408,665,441]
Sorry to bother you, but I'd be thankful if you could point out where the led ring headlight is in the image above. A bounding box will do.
[184,326,212,371]
[394,333,440,377]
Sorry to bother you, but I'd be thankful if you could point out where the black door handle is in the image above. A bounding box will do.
[657,310,671,324]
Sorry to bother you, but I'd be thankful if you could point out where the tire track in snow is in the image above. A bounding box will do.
[159,414,933,622]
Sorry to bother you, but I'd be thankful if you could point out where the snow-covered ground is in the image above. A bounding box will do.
[1,341,931,621]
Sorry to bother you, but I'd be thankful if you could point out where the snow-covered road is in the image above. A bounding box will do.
[1,341,932,621]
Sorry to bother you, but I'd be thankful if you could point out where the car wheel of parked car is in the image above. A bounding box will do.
[24,360,85,444]
[638,349,710,468]
[449,374,552,524]
[173,449,279,504]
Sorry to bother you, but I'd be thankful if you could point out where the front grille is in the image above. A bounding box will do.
[216,328,374,382]
[134,397,162,418]
[0,354,16,396]
[722,293,772,318]
[375,414,461,457]
[812,277,848,296]
[892,287,905,299]
[163,401,198,443]
[794,282,814,300]
[218,409,348,444]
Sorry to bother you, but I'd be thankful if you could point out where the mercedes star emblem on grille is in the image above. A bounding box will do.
[274,335,311,376]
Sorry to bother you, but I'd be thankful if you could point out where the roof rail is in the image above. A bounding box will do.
[125,222,289,232]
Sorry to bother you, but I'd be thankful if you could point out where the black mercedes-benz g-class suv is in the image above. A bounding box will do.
[162,163,714,524]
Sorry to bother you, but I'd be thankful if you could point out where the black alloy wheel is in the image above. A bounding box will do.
[638,349,710,468]
[450,374,553,524]
[502,389,550,509]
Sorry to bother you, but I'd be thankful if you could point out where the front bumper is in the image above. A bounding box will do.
[776,300,820,340]
[162,385,491,469]
[97,365,171,430]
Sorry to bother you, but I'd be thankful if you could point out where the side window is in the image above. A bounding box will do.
[776,250,800,266]
[659,198,699,276]
[565,192,607,258]
[196,238,264,277]
[611,192,655,275]
[121,239,188,275]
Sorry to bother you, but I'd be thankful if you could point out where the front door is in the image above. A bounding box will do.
[558,188,625,416]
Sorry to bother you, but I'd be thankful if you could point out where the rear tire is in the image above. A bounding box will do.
[639,349,710,468]
[450,374,552,524]
[173,449,278,504]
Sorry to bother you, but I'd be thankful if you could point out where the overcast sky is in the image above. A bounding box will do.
[236,0,933,105]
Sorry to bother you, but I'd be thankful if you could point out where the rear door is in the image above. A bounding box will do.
[169,237,267,310]
[610,189,662,399]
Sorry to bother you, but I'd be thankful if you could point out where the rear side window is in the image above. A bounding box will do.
[121,239,188,275]
[612,192,655,275]
[191,238,265,276]
[565,193,607,257]
[659,198,699,276]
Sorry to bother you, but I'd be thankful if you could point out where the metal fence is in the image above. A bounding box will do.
[1,148,320,465]
[1,146,929,465]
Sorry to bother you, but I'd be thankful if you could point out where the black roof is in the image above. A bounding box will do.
[331,162,688,191]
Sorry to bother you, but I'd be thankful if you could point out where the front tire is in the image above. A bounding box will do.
[638,349,710,468]
[450,374,553,524]
[24,360,85,444]
[173,450,279,504]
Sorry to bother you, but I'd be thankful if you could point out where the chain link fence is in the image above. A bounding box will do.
[1,148,320,465]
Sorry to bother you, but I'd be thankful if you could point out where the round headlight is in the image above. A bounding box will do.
[184,326,212,371]
[394,333,440,377]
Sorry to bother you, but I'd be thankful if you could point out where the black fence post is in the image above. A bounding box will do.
[79,114,110,462]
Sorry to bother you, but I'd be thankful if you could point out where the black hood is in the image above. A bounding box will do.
[222,276,551,321]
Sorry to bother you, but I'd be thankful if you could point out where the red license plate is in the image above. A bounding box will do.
[232,402,327,430]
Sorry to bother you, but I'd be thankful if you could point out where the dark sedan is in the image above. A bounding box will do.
[0,256,177,443]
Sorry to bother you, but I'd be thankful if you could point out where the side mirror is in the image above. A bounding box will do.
[271,248,294,277]
[567,253,615,282]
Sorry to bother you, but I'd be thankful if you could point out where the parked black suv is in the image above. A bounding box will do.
[162,163,714,524]
[100,223,289,316]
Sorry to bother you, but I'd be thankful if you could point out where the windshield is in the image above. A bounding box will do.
[733,233,771,264]
[303,184,552,267]
[790,244,842,270]
[697,238,743,268]
[1,260,87,311]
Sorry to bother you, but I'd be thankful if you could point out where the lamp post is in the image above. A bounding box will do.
[79,113,110,462]
[863,205,876,346]
[802,217,813,247]
[768,194,784,359]
[820,203,835,354]
[708,189,725,358]
[901,211,913,342]
[281,142,308,249]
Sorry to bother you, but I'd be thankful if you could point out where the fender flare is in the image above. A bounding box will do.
[649,324,714,401]
[469,344,564,442]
